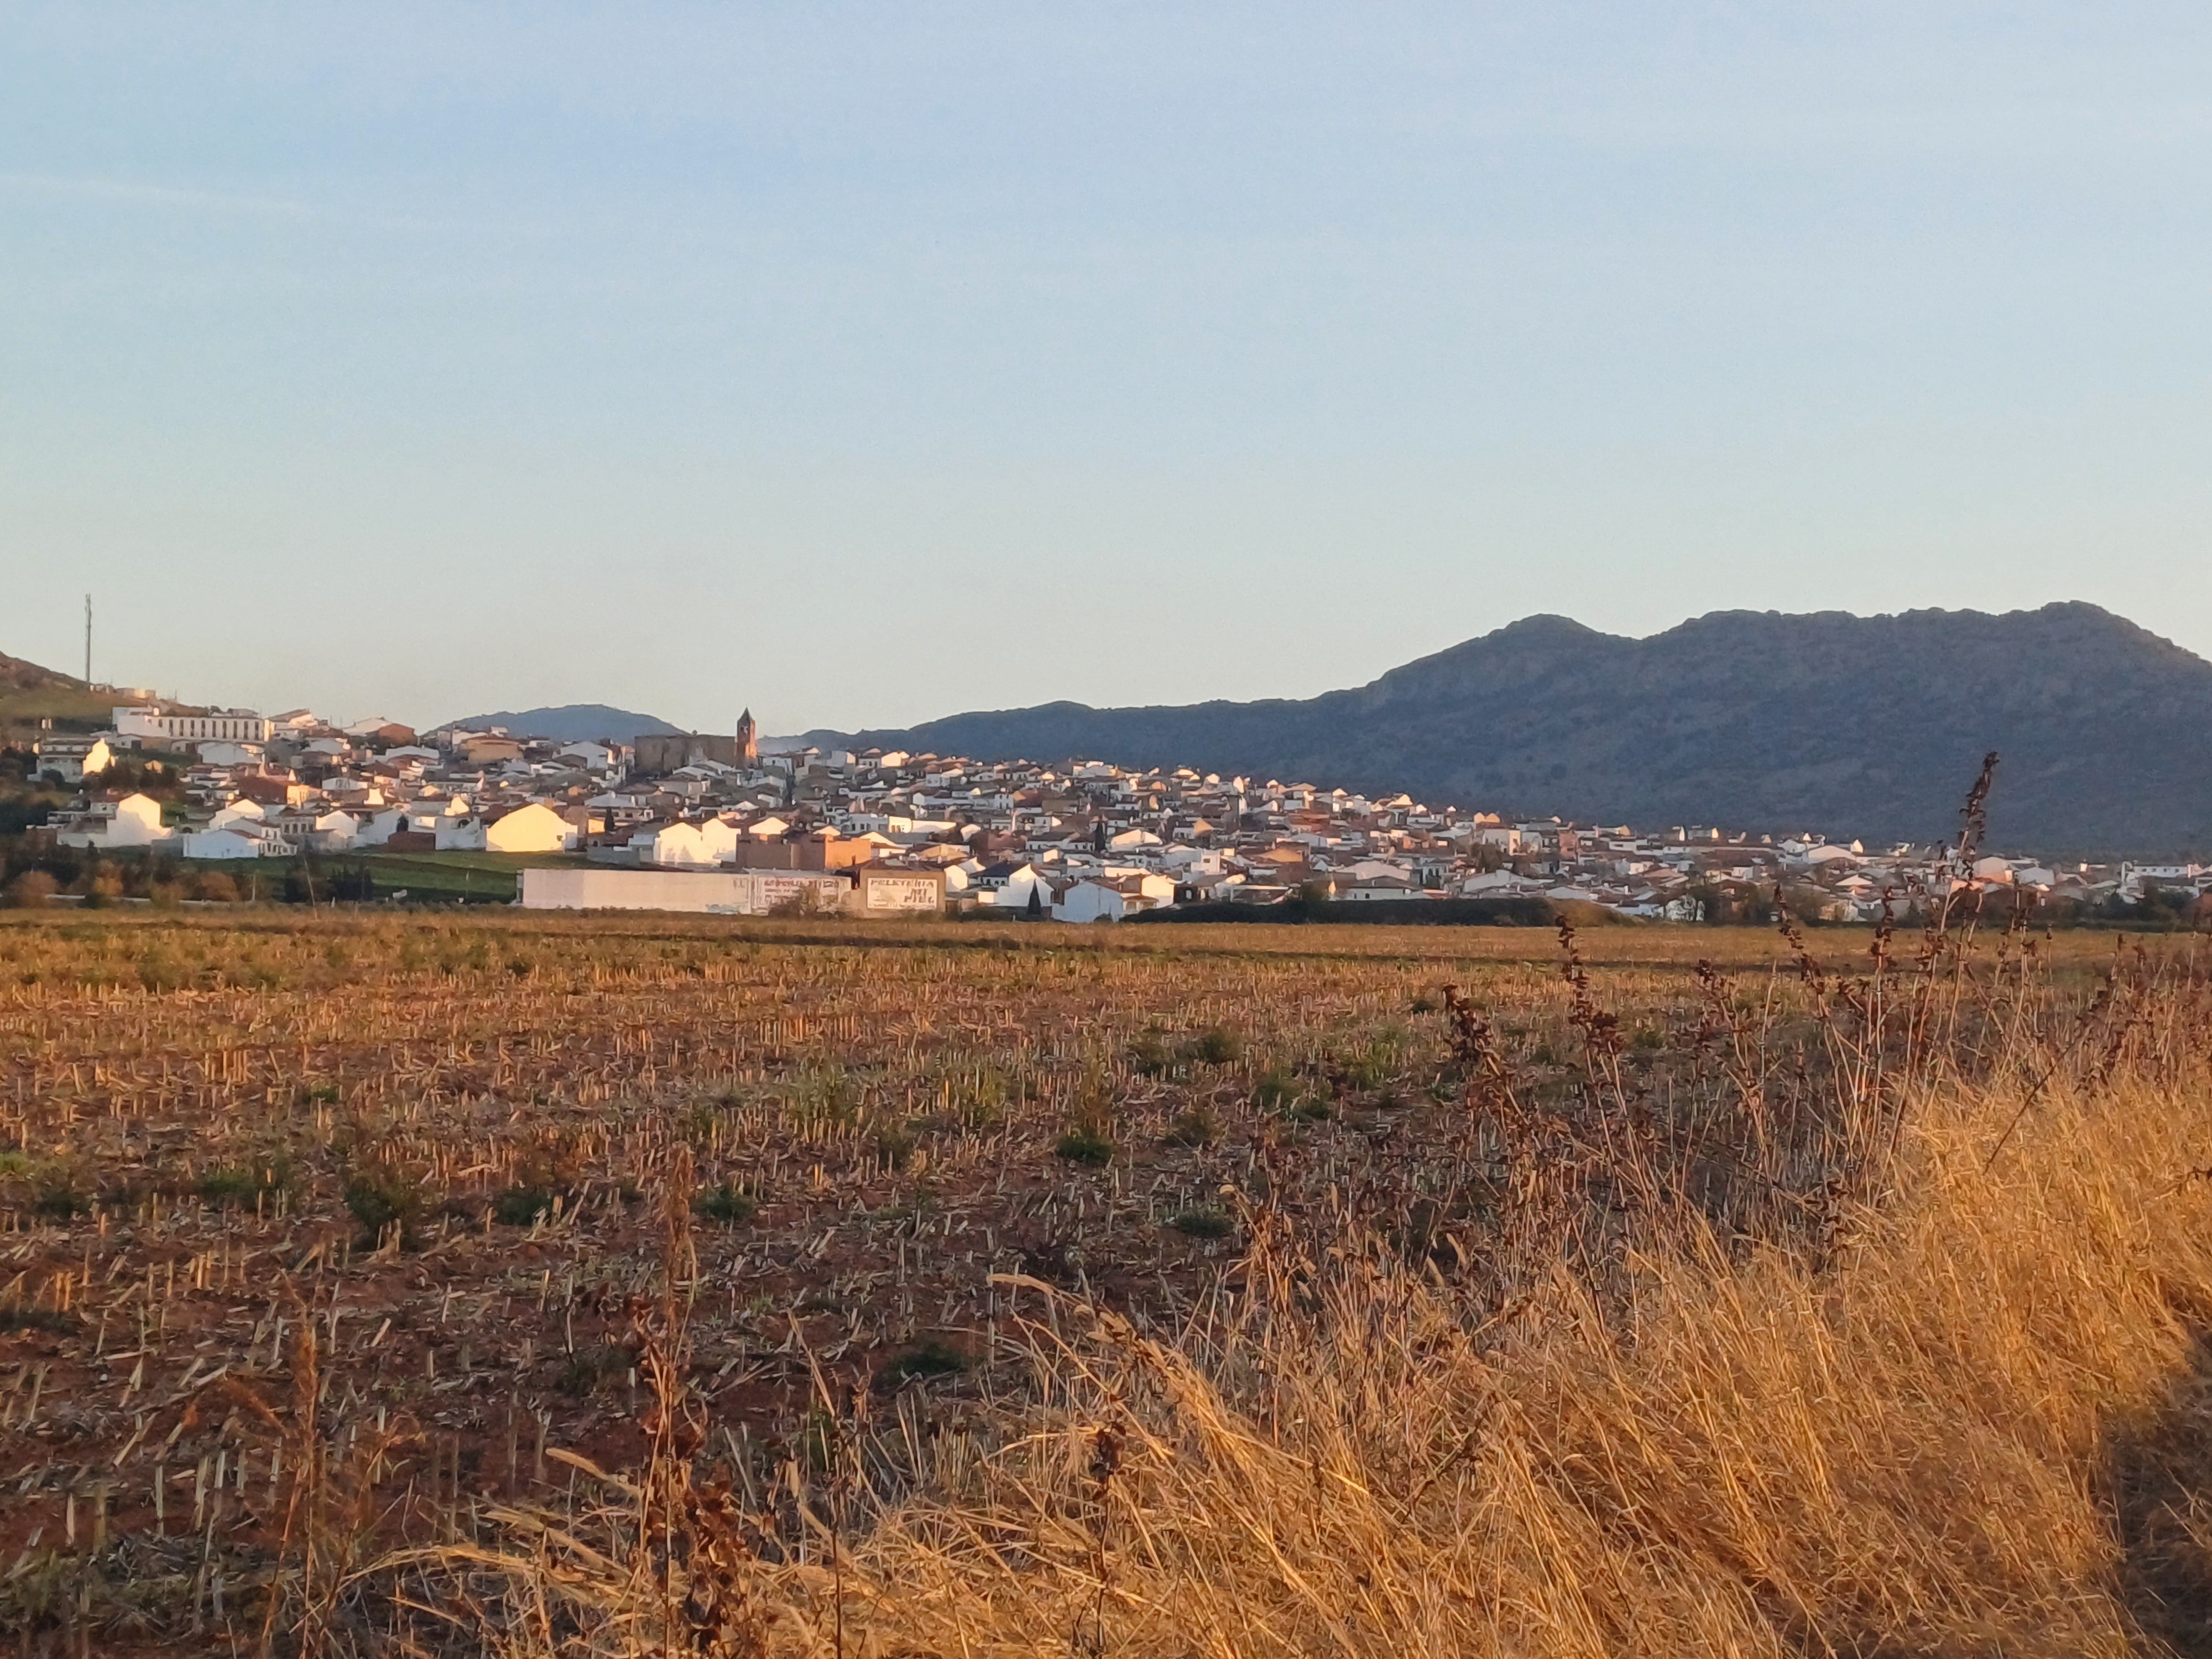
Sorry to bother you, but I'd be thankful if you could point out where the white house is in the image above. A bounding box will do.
[433,817,487,852]
[1053,872,1175,923]
[1173,869,1247,902]
[180,824,293,859]
[1329,875,1425,902]
[1787,843,1860,869]
[632,821,716,868]
[837,813,956,838]
[55,792,171,850]
[557,742,615,771]
[331,806,406,847]
[1159,845,1226,873]
[484,802,577,854]
[1460,870,1545,896]
[207,800,269,833]
[405,797,475,834]
[984,864,1056,910]
[632,816,744,866]
[1337,858,1417,884]
[298,808,362,852]
[31,735,113,784]
[113,706,274,745]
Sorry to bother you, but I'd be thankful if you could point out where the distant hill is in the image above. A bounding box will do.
[0,649,114,731]
[1,650,84,696]
[836,603,2212,858]
[437,704,685,743]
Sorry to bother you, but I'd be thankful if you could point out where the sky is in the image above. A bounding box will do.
[4,3,2210,736]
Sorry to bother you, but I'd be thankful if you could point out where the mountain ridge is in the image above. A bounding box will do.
[825,603,2212,857]
[435,703,685,742]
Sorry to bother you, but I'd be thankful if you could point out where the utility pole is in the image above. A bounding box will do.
[84,594,92,684]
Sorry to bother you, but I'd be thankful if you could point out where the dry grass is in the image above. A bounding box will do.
[2,900,2209,1655]
[818,1067,2212,1658]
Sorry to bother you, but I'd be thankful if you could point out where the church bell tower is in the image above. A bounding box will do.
[736,708,759,764]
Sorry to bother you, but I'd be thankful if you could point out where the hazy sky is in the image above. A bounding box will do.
[5,4,2210,734]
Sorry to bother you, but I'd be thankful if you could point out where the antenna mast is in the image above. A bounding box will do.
[84,594,92,685]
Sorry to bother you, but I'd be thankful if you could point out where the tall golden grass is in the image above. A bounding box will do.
[879,1073,2212,1657]
[406,920,2212,1658]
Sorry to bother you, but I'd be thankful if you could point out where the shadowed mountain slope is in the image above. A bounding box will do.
[837,604,2212,856]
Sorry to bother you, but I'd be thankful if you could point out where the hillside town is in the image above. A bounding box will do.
[15,702,2205,922]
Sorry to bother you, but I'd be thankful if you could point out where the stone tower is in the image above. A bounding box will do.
[736,707,759,765]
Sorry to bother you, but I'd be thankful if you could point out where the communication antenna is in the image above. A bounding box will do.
[84,594,92,684]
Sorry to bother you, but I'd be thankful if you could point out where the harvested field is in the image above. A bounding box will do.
[0,907,2198,1654]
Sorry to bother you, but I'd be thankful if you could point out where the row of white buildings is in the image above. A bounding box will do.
[30,702,2198,921]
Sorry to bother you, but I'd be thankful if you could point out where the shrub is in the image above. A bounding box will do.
[138,950,190,993]
[692,1182,758,1226]
[1334,1039,1399,1092]
[344,1167,423,1245]
[1183,1027,1245,1066]
[32,1180,90,1220]
[873,1120,920,1171]
[3,871,56,910]
[958,1067,1009,1133]
[1055,1125,1115,1166]
[1253,1062,1331,1120]
[785,1067,862,1131]
[1129,1032,1176,1076]
[559,1343,629,1397]
[493,1185,557,1226]
[1165,1102,1223,1148]
[200,1160,293,1207]
[0,1304,79,1335]
[878,1339,969,1386]
[1168,1207,1235,1239]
